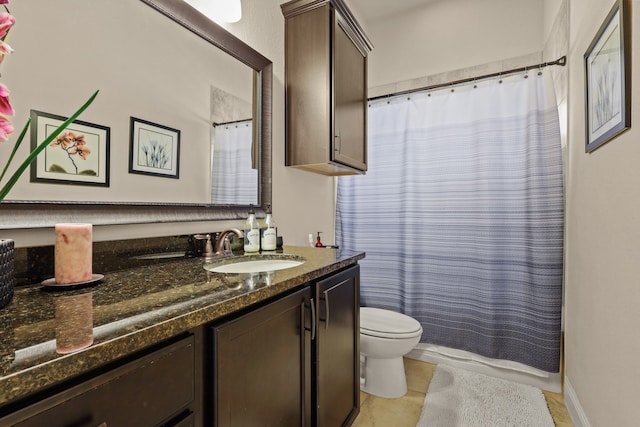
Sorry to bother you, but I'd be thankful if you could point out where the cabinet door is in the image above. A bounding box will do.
[212,287,312,427]
[315,265,360,427]
[284,4,332,169]
[332,15,367,172]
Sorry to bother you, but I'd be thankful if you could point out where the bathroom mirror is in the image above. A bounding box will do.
[0,0,272,228]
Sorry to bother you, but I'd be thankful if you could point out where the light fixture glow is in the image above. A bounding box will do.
[184,0,242,24]
[210,0,242,23]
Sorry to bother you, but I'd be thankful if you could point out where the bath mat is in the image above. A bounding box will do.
[416,364,554,427]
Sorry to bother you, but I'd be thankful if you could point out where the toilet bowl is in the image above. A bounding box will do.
[360,307,423,398]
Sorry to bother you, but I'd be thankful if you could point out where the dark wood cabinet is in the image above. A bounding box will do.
[211,287,313,427]
[315,265,360,427]
[1,335,198,427]
[211,265,360,427]
[282,0,372,176]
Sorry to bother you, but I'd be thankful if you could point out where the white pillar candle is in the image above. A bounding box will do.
[54,223,93,284]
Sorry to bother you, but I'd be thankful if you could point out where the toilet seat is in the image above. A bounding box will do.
[360,307,422,339]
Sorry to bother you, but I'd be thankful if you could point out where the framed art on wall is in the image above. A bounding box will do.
[584,0,631,153]
[129,117,181,179]
[30,110,110,186]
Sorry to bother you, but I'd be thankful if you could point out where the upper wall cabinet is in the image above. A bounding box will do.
[282,0,373,175]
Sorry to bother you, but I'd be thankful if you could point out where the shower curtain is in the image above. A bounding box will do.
[336,72,564,372]
[211,120,258,205]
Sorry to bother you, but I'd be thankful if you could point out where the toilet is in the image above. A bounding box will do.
[359,307,423,398]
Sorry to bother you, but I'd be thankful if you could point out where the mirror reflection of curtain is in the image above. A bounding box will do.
[211,120,258,205]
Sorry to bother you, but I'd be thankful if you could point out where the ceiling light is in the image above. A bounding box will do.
[184,0,242,24]
[210,0,242,23]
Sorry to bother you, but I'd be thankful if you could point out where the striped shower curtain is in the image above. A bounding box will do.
[211,120,258,205]
[336,72,564,372]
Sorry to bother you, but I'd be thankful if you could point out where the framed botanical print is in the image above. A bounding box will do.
[129,117,181,179]
[30,110,110,187]
[584,0,631,153]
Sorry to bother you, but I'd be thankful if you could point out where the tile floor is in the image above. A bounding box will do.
[352,358,573,427]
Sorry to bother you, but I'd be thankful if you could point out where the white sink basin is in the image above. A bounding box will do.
[205,255,305,274]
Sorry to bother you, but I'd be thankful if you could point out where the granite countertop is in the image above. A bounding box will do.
[0,246,365,408]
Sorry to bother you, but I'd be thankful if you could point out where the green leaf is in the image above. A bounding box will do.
[0,90,99,201]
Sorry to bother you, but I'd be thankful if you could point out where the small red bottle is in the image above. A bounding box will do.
[315,232,323,247]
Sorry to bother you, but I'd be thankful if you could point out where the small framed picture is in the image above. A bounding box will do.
[30,110,110,187]
[129,117,181,179]
[584,0,631,153]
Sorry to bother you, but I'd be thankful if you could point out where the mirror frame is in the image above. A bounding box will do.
[0,0,272,229]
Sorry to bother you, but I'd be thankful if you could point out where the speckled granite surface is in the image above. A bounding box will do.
[0,245,364,408]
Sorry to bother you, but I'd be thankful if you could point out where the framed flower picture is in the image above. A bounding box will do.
[584,0,631,153]
[129,117,181,179]
[29,110,110,186]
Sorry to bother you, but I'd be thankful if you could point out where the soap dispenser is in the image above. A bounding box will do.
[315,232,323,247]
[261,204,277,251]
[244,205,260,253]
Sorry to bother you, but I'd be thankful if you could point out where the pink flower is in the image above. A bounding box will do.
[51,132,76,149]
[0,1,10,4]
[0,83,13,116]
[0,13,14,38]
[0,39,13,62]
[0,115,13,141]
[70,144,91,160]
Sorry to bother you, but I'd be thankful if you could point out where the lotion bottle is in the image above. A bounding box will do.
[244,205,260,253]
[261,204,277,251]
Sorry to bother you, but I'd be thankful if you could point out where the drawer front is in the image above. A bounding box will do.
[6,335,195,427]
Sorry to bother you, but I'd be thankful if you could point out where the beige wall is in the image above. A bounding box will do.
[362,0,544,88]
[544,0,565,39]
[564,0,640,425]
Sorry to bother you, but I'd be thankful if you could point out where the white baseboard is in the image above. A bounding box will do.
[406,343,562,393]
[563,377,591,427]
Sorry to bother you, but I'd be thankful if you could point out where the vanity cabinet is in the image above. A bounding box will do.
[211,265,360,427]
[282,0,373,176]
[0,334,198,427]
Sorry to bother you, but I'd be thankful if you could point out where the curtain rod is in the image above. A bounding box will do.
[212,117,252,127]
[369,55,566,102]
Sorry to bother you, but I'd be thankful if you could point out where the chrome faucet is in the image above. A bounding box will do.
[213,228,244,257]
